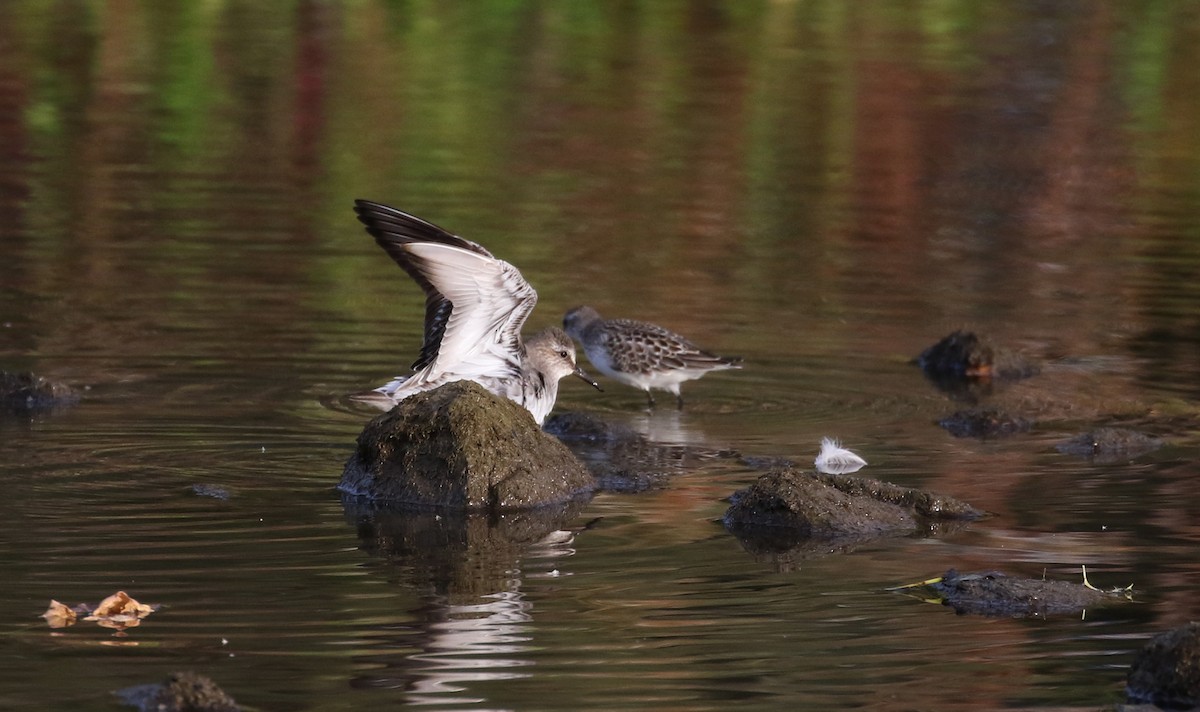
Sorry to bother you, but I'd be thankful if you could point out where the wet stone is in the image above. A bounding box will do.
[116,671,240,712]
[916,568,1128,618]
[340,380,595,510]
[1126,622,1200,710]
[722,467,980,557]
[916,330,1040,381]
[0,370,79,415]
[939,407,1033,438]
[1056,427,1163,462]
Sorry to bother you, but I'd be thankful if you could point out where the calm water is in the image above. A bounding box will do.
[3,1,1200,710]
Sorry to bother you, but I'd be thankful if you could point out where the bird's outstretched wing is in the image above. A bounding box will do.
[353,200,537,380]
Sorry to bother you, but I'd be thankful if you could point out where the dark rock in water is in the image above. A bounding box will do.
[0,370,79,415]
[723,467,980,558]
[1126,622,1200,710]
[340,380,594,510]
[1057,428,1163,462]
[917,330,996,378]
[544,411,642,444]
[544,411,722,493]
[116,671,240,712]
[916,330,1039,380]
[345,495,591,596]
[915,330,1039,400]
[939,407,1033,438]
[914,568,1127,618]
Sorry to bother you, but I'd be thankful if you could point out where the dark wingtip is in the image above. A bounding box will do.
[351,200,495,258]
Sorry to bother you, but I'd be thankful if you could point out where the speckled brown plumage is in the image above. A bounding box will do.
[563,305,741,408]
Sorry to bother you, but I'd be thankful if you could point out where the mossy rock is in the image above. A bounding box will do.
[1127,622,1200,709]
[116,671,240,712]
[340,381,595,510]
[1,370,79,414]
[723,467,980,554]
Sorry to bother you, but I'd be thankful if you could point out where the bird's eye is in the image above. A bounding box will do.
[558,350,569,359]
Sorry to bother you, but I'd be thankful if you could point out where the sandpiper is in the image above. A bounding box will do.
[351,200,599,425]
[562,305,742,408]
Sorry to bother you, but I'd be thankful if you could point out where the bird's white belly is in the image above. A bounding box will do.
[585,345,693,390]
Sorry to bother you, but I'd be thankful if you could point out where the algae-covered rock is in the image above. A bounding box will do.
[915,568,1128,618]
[916,330,1039,383]
[723,467,979,556]
[939,407,1033,438]
[1126,622,1200,709]
[116,671,240,712]
[1,370,79,414]
[340,380,594,510]
[1057,427,1163,462]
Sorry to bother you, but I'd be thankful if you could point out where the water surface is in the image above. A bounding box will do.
[2,1,1200,710]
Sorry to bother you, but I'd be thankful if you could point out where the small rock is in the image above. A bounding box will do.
[340,381,594,510]
[939,407,1032,438]
[915,568,1127,618]
[915,331,1039,399]
[544,411,642,444]
[1126,622,1200,709]
[916,330,1039,380]
[116,671,240,712]
[1057,428,1162,462]
[723,467,979,555]
[0,370,79,414]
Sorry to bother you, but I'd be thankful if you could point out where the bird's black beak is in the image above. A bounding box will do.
[575,365,602,391]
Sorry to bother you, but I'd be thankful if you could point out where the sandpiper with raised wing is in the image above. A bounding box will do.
[352,200,599,424]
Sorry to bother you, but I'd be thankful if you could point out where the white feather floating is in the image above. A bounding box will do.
[814,437,867,474]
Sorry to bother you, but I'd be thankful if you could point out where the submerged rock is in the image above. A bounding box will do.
[909,568,1128,618]
[938,407,1033,438]
[1126,622,1200,709]
[722,467,980,557]
[340,380,594,510]
[1056,427,1163,462]
[0,370,79,415]
[116,671,240,712]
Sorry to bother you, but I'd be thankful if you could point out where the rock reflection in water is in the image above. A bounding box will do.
[342,497,589,705]
[545,410,738,493]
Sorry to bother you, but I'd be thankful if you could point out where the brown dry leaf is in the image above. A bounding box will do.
[41,600,77,628]
[46,591,158,634]
[88,591,154,619]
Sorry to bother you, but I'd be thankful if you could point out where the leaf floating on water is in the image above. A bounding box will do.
[87,590,156,619]
[41,600,78,628]
[814,437,867,474]
[43,591,159,633]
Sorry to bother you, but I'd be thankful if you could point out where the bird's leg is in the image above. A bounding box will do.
[645,391,656,410]
[675,393,684,410]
